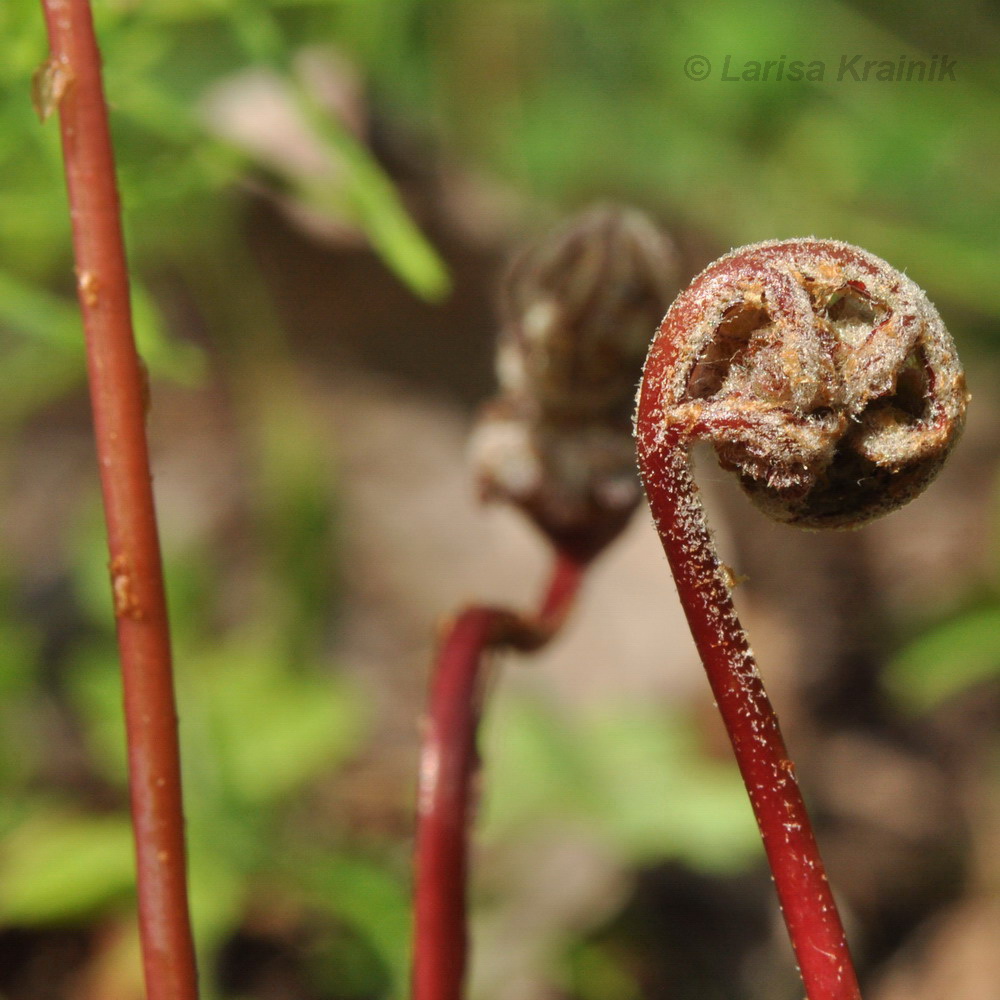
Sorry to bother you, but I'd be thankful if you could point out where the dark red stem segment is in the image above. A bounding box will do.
[413,552,586,1000]
[38,2,199,998]
[636,426,860,999]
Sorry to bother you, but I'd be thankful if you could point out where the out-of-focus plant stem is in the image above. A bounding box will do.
[412,551,585,1000]
[37,1,199,997]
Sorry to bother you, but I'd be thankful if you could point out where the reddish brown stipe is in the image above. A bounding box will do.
[38,1,199,997]
[413,552,586,1000]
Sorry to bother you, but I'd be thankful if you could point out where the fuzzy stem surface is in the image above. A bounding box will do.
[38,2,199,997]
[636,412,860,999]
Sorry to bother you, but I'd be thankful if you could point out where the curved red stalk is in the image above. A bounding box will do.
[413,552,586,1000]
[635,417,860,999]
[38,2,199,997]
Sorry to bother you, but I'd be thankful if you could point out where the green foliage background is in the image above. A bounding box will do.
[0,0,998,997]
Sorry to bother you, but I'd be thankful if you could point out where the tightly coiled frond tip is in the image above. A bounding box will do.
[636,238,968,528]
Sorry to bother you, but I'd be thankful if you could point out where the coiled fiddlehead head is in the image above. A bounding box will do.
[637,238,968,528]
[471,204,679,558]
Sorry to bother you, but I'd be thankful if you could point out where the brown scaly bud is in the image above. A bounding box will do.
[637,238,969,528]
[470,205,680,559]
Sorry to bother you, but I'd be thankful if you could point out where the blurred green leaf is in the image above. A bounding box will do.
[0,617,46,787]
[887,606,1000,711]
[582,710,759,871]
[301,853,412,1000]
[0,617,41,700]
[0,269,80,347]
[0,812,135,923]
[479,692,604,833]
[224,0,451,299]
[67,645,129,786]
[562,941,641,1000]
[252,381,343,649]
[481,694,759,874]
[131,280,207,384]
[190,632,363,805]
[297,118,451,300]
[186,846,248,954]
[69,628,364,806]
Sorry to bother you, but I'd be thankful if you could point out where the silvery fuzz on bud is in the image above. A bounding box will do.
[470,206,679,558]
[638,238,969,528]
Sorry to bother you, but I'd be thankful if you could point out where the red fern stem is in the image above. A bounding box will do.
[412,551,586,1000]
[38,2,199,997]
